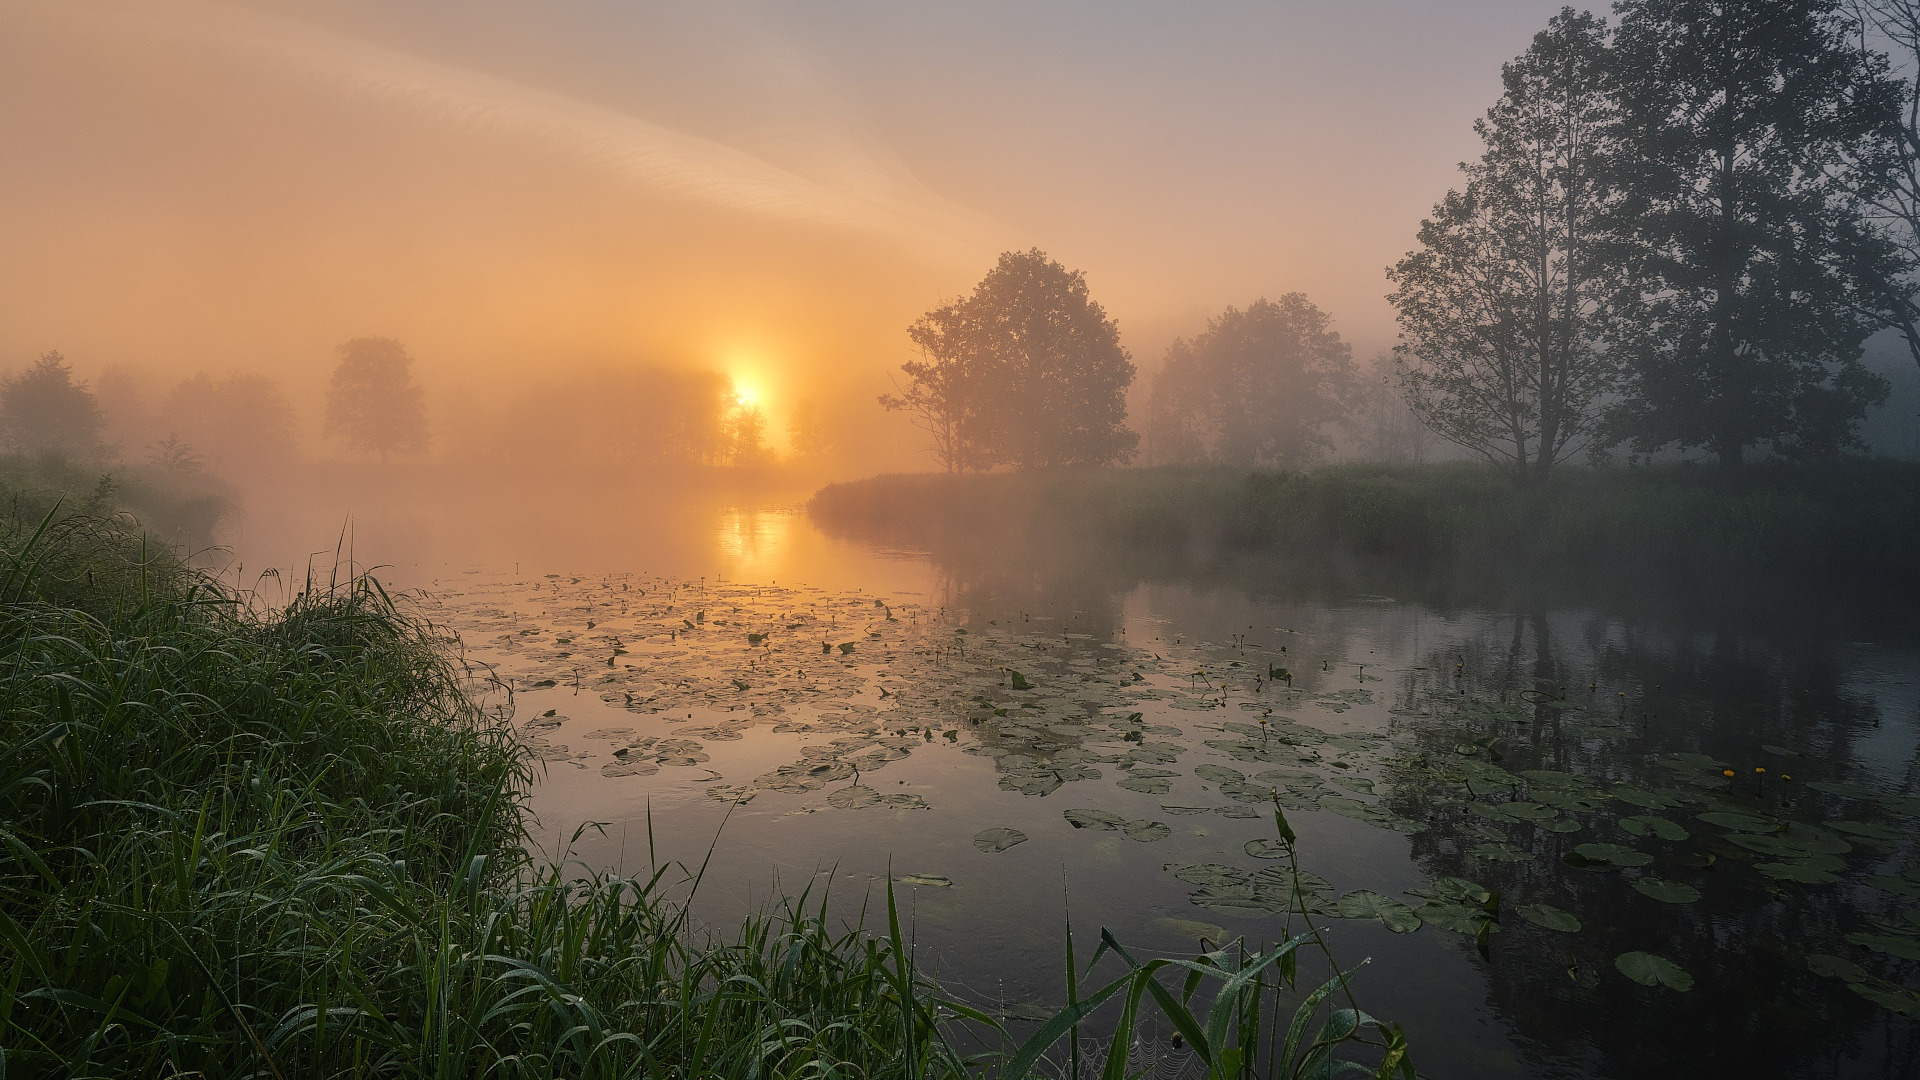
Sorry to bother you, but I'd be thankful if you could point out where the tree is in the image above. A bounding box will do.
[722,399,771,465]
[882,314,981,473]
[0,352,104,459]
[325,338,429,462]
[1852,0,1920,371]
[1388,10,1620,483]
[886,250,1137,470]
[1606,0,1901,467]
[1356,352,1434,464]
[1143,295,1357,467]
[164,372,297,472]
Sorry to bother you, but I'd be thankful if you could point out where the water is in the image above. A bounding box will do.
[236,481,1920,1080]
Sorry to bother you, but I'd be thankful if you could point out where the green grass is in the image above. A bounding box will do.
[0,497,1411,1078]
[808,460,1920,605]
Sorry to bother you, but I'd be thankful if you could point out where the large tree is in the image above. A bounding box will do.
[1388,10,1620,483]
[1606,0,1901,467]
[1143,295,1356,467]
[0,351,104,459]
[1852,0,1920,370]
[325,338,429,463]
[885,250,1137,470]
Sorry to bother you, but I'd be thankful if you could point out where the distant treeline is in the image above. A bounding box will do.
[809,462,1920,606]
[0,341,830,485]
[885,0,1920,484]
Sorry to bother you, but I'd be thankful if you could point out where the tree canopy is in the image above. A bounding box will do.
[885,250,1137,470]
[1144,295,1356,468]
[1605,0,1901,465]
[325,338,429,463]
[1389,10,1619,482]
[1,352,104,460]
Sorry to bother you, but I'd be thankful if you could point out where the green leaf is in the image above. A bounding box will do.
[973,827,1028,853]
[1121,819,1170,842]
[1615,951,1693,991]
[1164,862,1248,887]
[1631,876,1701,904]
[1469,842,1530,862]
[1620,815,1689,841]
[1807,953,1871,982]
[1245,838,1288,859]
[1697,811,1776,832]
[1827,820,1905,842]
[1335,890,1422,933]
[1516,903,1581,932]
[1754,861,1840,884]
[1847,932,1920,962]
[1064,808,1125,831]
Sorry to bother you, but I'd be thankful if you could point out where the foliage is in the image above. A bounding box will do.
[1354,352,1433,465]
[1388,11,1619,483]
[1849,0,1920,371]
[1144,296,1357,468]
[162,370,299,470]
[886,250,1137,471]
[325,337,430,462]
[0,504,1413,1078]
[0,351,105,459]
[808,460,1920,603]
[1605,0,1903,466]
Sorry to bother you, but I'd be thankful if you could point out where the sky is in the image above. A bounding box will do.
[0,0,1578,446]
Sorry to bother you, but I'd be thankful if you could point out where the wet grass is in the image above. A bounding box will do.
[0,504,1410,1078]
[808,460,1920,608]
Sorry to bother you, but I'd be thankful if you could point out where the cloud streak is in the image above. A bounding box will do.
[38,0,1004,259]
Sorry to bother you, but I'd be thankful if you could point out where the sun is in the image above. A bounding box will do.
[732,381,760,408]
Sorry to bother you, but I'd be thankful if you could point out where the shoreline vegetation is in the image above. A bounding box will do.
[807,461,1920,616]
[0,480,1413,1077]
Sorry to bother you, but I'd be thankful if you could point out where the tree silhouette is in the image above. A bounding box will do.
[324,338,428,463]
[1389,11,1620,483]
[1143,295,1356,467]
[887,250,1137,470]
[1606,0,1901,467]
[0,351,104,459]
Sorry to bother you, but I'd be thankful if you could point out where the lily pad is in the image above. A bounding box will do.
[1470,842,1531,862]
[1570,843,1653,868]
[1869,875,1920,898]
[1122,819,1172,842]
[1620,815,1689,842]
[1847,932,1920,962]
[1335,890,1422,933]
[893,874,952,888]
[1756,861,1841,884]
[1516,903,1582,932]
[1631,876,1702,904]
[1189,885,1289,915]
[1697,811,1776,832]
[1165,862,1249,887]
[1615,951,1693,991]
[1827,820,1905,842]
[1808,953,1871,982]
[1245,838,1289,859]
[1063,808,1126,830]
[1117,768,1178,794]
[973,827,1028,853]
[1851,981,1920,1016]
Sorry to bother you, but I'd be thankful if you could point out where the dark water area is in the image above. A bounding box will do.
[233,483,1920,1080]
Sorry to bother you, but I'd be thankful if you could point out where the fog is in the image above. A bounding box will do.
[0,1,1585,487]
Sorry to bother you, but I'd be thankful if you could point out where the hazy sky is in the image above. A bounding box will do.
[0,0,1576,424]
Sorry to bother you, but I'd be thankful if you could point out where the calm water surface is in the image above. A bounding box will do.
[235,481,1920,1080]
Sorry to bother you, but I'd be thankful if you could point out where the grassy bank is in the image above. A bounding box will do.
[808,461,1920,607]
[0,499,1410,1076]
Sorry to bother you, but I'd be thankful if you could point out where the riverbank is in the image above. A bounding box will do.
[807,461,1920,613]
[0,486,1407,1077]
